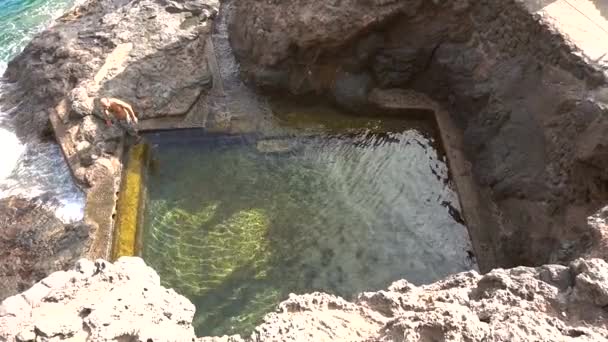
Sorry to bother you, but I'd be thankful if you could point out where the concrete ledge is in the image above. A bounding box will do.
[366,88,498,272]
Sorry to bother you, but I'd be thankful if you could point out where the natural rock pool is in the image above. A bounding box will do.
[134,101,477,336]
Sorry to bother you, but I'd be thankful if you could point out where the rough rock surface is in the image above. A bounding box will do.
[0,0,220,294]
[0,197,91,301]
[246,259,608,341]
[228,0,608,269]
[2,257,608,341]
[0,257,196,342]
[1,0,218,187]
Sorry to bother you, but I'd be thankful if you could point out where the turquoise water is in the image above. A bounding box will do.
[0,0,75,72]
[0,0,84,221]
[141,106,476,337]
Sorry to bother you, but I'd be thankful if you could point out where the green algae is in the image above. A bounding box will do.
[143,200,271,298]
[192,285,282,336]
[113,143,147,260]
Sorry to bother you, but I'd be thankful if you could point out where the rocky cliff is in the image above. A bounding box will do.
[0,197,91,300]
[0,0,219,300]
[2,257,608,341]
[227,0,608,270]
[2,0,218,187]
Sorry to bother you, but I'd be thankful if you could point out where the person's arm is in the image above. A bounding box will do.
[124,105,138,124]
[104,109,113,126]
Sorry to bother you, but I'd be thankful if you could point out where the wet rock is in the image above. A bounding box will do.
[0,197,91,301]
[332,71,373,113]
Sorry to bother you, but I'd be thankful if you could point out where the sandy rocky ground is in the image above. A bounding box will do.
[0,256,607,341]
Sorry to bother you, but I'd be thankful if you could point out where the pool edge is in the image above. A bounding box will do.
[112,143,148,260]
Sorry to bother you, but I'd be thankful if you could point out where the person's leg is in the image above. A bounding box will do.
[126,121,142,142]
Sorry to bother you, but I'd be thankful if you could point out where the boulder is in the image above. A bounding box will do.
[0,257,196,342]
[3,258,608,341]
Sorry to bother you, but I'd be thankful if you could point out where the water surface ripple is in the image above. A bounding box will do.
[142,128,476,336]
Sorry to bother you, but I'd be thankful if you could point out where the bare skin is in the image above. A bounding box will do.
[100,97,138,127]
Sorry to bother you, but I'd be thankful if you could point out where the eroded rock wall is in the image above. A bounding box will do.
[0,197,91,300]
[2,257,608,341]
[227,0,608,269]
[0,0,221,295]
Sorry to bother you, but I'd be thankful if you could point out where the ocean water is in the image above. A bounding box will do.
[0,0,84,222]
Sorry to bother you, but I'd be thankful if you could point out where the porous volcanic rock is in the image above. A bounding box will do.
[0,197,91,301]
[228,0,608,269]
[2,257,608,341]
[0,257,196,342]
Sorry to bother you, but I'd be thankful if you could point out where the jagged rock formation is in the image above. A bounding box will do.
[0,0,220,300]
[0,197,91,300]
[0,257,196,342]
[1,0,218,187]
[228,0,608,269]
[2,257,608,341]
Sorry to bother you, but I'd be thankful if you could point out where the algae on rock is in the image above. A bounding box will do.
[144,200,271,297]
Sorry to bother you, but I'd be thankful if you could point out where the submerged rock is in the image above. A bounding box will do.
[2,257,608,341]
[255,138,298,154]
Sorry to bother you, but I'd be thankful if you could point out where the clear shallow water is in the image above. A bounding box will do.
[141,112,476,336]
[0,0,84,222]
